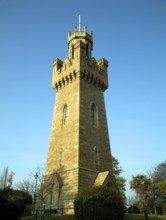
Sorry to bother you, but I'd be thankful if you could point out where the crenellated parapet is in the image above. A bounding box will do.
[68,26,93,50]
[52,58,77,92]
[80,57,108,91]
[68,26,93,59]
[52,56,108,92]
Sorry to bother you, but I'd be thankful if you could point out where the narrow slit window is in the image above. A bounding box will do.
[62,104,68,127]
[93,146,99,164]
[59,147,64,167]
[91,103,98,127]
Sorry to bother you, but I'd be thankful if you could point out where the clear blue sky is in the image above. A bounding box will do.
[0,0,166,197]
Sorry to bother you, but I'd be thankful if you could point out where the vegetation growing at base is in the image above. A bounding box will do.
[74,185,124,220]
[0,188,32,220]
[21,214,166,220]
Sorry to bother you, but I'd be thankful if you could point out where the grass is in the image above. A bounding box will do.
[21,215,75,220]
[22,214,166,220]
[124,214,166,220]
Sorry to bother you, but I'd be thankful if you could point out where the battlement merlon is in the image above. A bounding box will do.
[97,58,109,89]
[51,58,109,92]
[52,58,63,72]
[97,58,108,69]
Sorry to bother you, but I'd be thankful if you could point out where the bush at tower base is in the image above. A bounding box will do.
[74,185,124,220]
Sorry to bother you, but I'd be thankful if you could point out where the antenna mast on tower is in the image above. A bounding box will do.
[78,15,81,31]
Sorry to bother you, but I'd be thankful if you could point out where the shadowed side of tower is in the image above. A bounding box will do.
[44,25,113,214]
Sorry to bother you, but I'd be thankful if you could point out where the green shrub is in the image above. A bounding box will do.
[0,188,32,219]
[74,185,124,220]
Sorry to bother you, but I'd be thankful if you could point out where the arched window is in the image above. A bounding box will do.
[93,146,99,164]
[62,104,68,127]
[49,183,54,207]
[90,103,98,127]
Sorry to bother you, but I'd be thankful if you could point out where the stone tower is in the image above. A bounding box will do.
[44,25,113,214]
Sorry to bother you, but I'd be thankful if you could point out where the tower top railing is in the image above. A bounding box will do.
[68,26,93,44]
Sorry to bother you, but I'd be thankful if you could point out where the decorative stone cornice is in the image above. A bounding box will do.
[80,57,108,91]
[51,56,108,92]
[52,69,107,92]
[80,70,107,91]
[52,70,77,92]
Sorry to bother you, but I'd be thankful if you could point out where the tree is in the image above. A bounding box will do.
[152,161,166,203]
[0,167,14,189]
[116,176,126,204]
[15,165,52,218]
[157,180,166,195]
[74,185,124,220]
[130,175,151,220]
[15,179,34,194]
[0,188,32,219]
[15,165,45,196]
[112,156,126,205]
[147,161,166,214]
[152,161,166,181]
[127,195,140,214]
[112,156,123,176]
